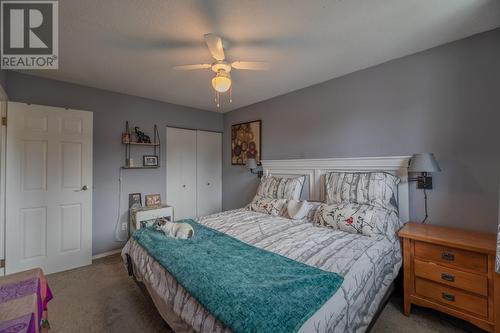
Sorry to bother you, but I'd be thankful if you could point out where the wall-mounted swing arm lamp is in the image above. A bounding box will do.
[246,158,263,178]
[408,153,441,224]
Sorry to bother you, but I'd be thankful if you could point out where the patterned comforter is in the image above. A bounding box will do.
[122,209,402,333]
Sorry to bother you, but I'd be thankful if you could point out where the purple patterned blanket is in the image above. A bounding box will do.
[0,269,53,333]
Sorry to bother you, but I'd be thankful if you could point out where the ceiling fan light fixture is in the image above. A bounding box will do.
[212,70,231,93]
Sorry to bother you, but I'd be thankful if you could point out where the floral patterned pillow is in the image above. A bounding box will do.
[313,202,402,239]
[313,203,376,235]
[256,175,305,200]
[248,195,288,216]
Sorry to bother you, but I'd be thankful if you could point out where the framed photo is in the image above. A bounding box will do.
[143,155,158,167]
[231,120,261,165]
[145,194,161,207]
[129,193,142,208]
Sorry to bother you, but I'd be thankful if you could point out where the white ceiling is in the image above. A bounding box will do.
[27,0,500,112]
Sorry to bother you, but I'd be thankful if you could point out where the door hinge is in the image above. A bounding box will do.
[1,117,6,126]
[0,259,4,268]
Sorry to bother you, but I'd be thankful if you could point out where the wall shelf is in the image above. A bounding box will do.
[122,123,160,169]
[121,166,160,170]
[128,142,160,146]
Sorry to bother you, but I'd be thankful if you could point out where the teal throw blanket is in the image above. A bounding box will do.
[133,219,344,333]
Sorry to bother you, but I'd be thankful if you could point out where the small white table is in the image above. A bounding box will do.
[129,204,173,234]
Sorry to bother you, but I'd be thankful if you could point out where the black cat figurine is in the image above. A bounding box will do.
[134,126,151,143]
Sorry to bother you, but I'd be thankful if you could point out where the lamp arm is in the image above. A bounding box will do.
[409,172,431,223]
[422,188,429,224]
[250,168,263,178]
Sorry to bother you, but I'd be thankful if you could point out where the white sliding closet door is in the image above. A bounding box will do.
[196,131,222,216]
[166,127,222,220]
[6,102,93,274]
[166,127,197,220]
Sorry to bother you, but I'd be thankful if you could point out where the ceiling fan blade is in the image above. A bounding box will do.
[231,61,269,70]
[204,33,225,61]
[173,64,211,70]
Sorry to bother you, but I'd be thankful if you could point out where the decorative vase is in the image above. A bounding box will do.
[122,132,130,144]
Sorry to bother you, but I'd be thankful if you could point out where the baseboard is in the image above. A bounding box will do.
[92,248,122,260]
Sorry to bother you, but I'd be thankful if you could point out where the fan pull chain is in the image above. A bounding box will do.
[216,91,220,108]
[229,86,232,103]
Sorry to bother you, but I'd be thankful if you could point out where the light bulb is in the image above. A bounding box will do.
[212,71,231,93]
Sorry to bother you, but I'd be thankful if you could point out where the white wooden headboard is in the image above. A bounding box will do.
[261,156,411,222]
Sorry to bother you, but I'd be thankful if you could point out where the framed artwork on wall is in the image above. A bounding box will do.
[143,155,159,166]
[231,120,261,165]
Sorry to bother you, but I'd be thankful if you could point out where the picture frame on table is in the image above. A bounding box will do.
[145,194,161,207]
[129,193,142,208]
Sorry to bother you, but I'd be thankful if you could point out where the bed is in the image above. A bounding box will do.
[122,156,411,333]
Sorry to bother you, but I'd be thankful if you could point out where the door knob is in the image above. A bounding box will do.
[74,185,89,192]
[182,185,186,188]
[207,182,210,186]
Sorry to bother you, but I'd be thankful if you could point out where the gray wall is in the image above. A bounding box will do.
[223,28,500,233]
[5,72,223,254]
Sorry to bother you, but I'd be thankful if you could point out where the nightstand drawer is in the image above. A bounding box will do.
[414,259,488,296]
[414,241,487,273]
[415,278,488,317]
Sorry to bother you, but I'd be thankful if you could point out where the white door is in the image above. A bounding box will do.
[0,91,6,276]
[6,102,93,274]
[196,131,222,216]
[166,127,197,220]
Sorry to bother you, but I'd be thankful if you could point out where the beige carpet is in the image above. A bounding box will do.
[45,254,483,333]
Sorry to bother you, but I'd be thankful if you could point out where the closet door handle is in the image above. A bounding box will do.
[182,185,186,188]
[207,182,210,186]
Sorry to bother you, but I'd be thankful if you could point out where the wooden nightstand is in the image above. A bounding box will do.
[399,222,499,333]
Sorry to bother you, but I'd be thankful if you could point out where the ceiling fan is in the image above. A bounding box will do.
[173,33,269,108]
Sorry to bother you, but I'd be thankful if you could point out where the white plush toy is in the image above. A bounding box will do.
[287,200,310,220]
[156,218,194,239]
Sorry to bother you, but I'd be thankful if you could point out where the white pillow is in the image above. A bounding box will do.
[304,201,323,223]
[324,172,400,212]
[256,175,305,200]
[286,200,310,220]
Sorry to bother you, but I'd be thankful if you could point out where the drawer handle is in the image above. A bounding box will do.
[441,273,455,282]
[441,252,455,261]
[442,292,455,302]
